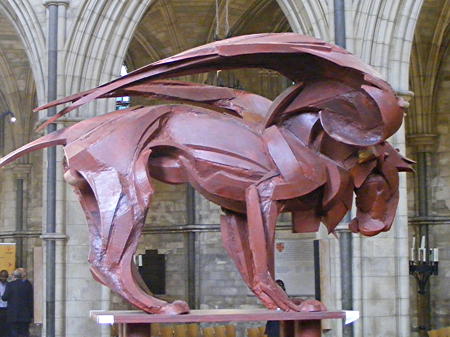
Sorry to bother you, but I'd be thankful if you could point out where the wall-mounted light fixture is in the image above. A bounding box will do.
[0,111,17,123]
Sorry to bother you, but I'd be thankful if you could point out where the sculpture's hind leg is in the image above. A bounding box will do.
[65,159,189,314]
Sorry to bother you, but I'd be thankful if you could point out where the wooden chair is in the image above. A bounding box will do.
[175,325,188,337]
[258,326,266,336]
[214,325,226,337]
[151,323,162,337]
[161,325,175,337]
[111,324,119,337]
[428,327,450,337]
[247,327,261,337]
[203,326,215,337]
[225,325,236,337]
[187,323,200,337]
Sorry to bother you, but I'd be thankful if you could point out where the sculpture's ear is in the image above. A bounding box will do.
[318,84,385,146]
[0,129,66,168]
[265,79,403,146]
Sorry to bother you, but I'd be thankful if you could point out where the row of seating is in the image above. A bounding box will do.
[428,327,450,337]
[149,323,268,337]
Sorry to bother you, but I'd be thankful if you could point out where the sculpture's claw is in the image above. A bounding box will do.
[255,281,327,312]
[349,217,386,237]
[297,299,327,312]
[156,300,190,315]
[254,279,301,312]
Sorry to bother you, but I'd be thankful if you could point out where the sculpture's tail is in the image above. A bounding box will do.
[0,130,66,168]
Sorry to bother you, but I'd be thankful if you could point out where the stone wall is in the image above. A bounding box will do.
[428,46,450,329]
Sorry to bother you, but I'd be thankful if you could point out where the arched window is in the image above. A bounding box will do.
[115,65,130,110]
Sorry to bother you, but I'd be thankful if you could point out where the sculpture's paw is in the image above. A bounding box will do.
[254,281,300,312]
[350,217,386,237]
[297,299,327,312]
[156,300,190,315]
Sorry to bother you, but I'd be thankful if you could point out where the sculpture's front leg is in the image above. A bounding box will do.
[247,182,326,312]
[221,177,326,312]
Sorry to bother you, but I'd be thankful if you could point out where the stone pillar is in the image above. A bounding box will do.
[406,133,437,336]
[11,164,32,267]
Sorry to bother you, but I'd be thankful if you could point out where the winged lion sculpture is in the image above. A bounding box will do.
[0,33,413,314]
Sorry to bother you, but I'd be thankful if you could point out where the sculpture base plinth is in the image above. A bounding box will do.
[90,309,359,337]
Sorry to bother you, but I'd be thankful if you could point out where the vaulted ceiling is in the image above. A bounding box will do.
[408,0,450,135]
[126,0,291,70]
[0,10,36,150]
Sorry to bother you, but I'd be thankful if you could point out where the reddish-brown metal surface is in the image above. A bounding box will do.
[0,33,413,315]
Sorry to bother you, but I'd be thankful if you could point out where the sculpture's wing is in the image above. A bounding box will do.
[34,33,399,134]
[0,129,66,168]
[36,80,272,128]
[102,80,271,124]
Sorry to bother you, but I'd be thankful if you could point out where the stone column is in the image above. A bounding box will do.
[11,164,32,267]
[406,133,436,336]
[40,2,72,336]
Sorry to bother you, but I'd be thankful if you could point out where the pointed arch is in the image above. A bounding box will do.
[275,0,331,40]
[63,0,152,118]
[352,0,424,91]
[0,0,46,103]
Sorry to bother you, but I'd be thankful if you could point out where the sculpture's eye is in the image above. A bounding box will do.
[358,149,376,164]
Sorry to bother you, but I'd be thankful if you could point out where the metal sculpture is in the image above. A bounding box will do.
[0,33,413,315]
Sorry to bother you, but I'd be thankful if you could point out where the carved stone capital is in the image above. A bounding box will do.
[2,163,32,178]
[43,0,70,7]
[407,133,438,153]
[40,233,68,241]
[396,90,414,108]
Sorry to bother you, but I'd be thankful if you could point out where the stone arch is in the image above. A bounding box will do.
[0,9,39,149]
[351,0,423,91]
[63,0,152,119]
[408,1,450,135]
[228,0,291,35]
[0,0,46,103]
[275,0,330,39]
[0,3,41,274]
[0,50,20,111]
[124,0,294,98]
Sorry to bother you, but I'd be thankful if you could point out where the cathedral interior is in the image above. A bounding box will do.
[0,0,448,336]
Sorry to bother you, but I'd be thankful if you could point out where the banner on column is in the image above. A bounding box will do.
[0,243,16,273]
